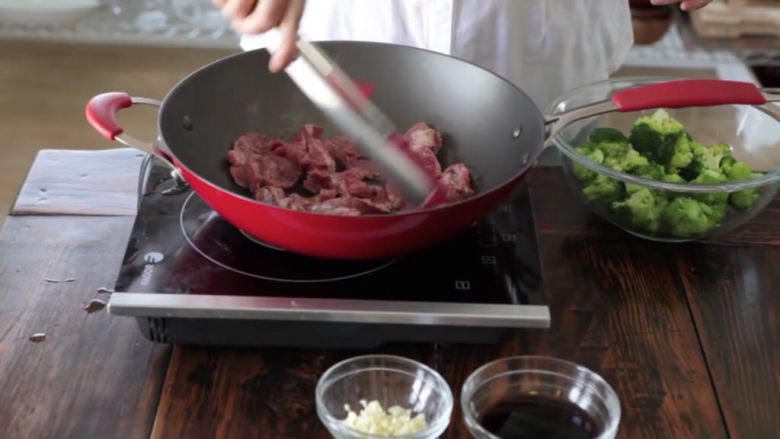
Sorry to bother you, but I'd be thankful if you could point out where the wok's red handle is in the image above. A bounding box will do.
[611,79,767,112]
[84,92,176,168]
[86,92,132,140]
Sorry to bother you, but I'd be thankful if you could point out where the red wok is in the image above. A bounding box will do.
[86,42,767,259]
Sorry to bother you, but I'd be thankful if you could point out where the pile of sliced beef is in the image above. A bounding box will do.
[227,122,474,216]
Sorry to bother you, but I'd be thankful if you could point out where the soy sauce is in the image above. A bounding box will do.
[477,396,601,439]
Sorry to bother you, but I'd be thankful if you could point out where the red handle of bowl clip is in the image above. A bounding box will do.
[611,79,767,112]
[85,92,132,140]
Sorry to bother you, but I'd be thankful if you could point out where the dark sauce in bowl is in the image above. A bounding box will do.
[477,395,602,439]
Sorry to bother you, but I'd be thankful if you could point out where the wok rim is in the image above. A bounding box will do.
[158,40,546,219]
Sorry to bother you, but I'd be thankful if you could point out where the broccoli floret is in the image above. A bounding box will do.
[726,166,763,210]
[611,188,668,232]
[573,166,594,184]
[693,168,727,184]
[589,127,629,144]
[573,145,605,183]
[662,197,723,236]
[573,164,595,183]
[576,142,596,155]
[628,110,687,165]
[629,124,673,163]
[690,169,729,205]
[730,189,760,210]
[596,141,630,158]
[679,142,732,181]
[623,149,650,171]
[662,173,686,184]
[631,163,666,180]
[583,174,624,205]
[625,183,642,195]
[583,147,606,165]
[724,161,753,181]
[625,184,667,200]
[720,156,737,174]
[710,202,728,225]
[572,111,765,234]
[679,156,704,182]
[701,143,732,170]
[719,160,762,210]
[634,109,685,135]
[604,149,649,172]
[667,132,694,172]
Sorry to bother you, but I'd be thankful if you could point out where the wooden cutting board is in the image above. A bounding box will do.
[692,0,780,38]
[11,148,145,216]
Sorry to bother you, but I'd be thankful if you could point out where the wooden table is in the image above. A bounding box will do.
[0,149,777,439]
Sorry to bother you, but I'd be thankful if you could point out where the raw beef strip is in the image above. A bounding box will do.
[295,124,325,140]
[406,122,443,154]
[437,163,475,202]
[401,122,444,176]
[278,194,320,211]
[357,191,404,214]
[336,179,404,213]
[408,147,442,177]
[343,157,383,179]
[303,168,379,195]
[227,133,275,188]
[281,125,337,172]
[227,122,473,215]
[307,138,337,172]
[309,198,362,216]
[325,135,363,164]
[228,164,252,189]
[319,189,339,201]
[342,179,384,200]
[227,132,298,189]
[231,133,281,156]
[232,153,301,190]
[302,169,335,194]
[254,186,286,204]
[275,137,307,166]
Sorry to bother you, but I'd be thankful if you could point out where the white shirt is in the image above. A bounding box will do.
[241,0,633,111]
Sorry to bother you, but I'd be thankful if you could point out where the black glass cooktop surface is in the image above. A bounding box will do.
[116,157,546,306]
[109,156,549,348]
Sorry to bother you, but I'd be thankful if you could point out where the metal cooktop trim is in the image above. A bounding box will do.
[107,292,551,328]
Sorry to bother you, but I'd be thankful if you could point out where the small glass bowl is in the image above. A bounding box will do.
[547,77,780,242]
[316,355,453,439]
[461,356,621,439]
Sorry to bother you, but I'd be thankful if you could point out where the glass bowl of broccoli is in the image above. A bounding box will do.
[546,77,780,242]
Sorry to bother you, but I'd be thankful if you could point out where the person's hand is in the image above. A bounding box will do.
[650,0,712,11]
[212,0,306,72]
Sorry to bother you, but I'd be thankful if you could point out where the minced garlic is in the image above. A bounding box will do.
[341,399,427,436]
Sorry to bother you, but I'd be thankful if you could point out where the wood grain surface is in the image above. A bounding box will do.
[1,152,779,438]
[677,245,780,439]
[0,215,169,439]
[146,168,737,439]
[151,345,437,439]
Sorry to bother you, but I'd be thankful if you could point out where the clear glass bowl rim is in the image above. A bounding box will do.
[459,355,621,439]
[546,76,780,193]
[315,354,454,439]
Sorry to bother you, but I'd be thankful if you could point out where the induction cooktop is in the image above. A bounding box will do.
[106,155,550,348]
